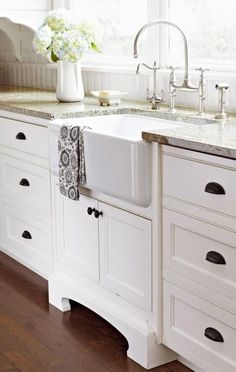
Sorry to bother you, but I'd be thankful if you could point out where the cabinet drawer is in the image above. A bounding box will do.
[163,281,236,372]
[162,152,236,217]
[0,155,50,215]
[1,202,52,277]
[0,117,49,158]
[163,209,236,300]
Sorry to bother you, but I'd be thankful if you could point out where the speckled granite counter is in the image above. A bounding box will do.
[0,85,216,122]
[142,120,236,159]
[0,85,236,160]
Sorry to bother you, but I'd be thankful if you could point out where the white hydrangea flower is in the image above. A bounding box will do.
[32,25,53,57]
[52,28,89,62]
[75,22,103,50]
[44,8,72,32]
[33,8,102,62]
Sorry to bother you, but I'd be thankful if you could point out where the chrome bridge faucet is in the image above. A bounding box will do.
[133,20,214,115]
[134,20,198,92]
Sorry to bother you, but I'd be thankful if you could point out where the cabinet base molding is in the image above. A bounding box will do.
[0,247,49,279]
[48,273,176,370]
[178,355,209,372]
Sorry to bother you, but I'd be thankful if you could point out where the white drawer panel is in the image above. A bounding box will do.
[162,152,236,217]
[0,117,49,158]
[1,202,52,277]
[163,209,236,300]
[163,281,236,372]
[0,155,50,215]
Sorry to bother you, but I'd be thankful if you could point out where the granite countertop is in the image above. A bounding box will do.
[142,119,236,160]
[0,85,236,160]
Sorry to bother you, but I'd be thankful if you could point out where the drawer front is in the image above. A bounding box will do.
[0,117,49,158]
[163,281,236,372]
[1,202,52,277]
[162,153,236,217]
[163,209,236,300]
[0,155,51,215]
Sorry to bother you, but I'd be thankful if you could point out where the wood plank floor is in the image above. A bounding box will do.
[0,252,193,372]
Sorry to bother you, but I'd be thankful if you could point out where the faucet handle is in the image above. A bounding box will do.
[167,66,181,70]
[195,67,210,77]
[167,66,181,74]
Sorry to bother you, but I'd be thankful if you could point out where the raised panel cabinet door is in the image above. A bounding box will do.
[99,202,152,311]
[56,189,99,282]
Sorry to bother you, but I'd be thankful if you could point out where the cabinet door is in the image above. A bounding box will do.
[99,202,152,311]
[56,190,99,282]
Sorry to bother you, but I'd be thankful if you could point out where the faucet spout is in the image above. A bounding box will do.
[133,19,197,91]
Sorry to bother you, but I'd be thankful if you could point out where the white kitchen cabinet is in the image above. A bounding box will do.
[99,202,152,311]
[55,192,99,282]
[55,188,152,311]
[49,174,175,370]
[161,145,236,372]
[0,115,52,278]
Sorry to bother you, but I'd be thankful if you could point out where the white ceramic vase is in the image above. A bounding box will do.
[56,60,84,102]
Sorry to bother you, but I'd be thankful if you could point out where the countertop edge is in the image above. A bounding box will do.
[142,131,236,160]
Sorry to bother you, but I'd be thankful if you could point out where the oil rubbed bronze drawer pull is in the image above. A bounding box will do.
[16,132,26,140]
[206,251,226,265]
[204,182,225,195]
[204,327,224,343]
[19,178,30,187]
[22,230,32,240]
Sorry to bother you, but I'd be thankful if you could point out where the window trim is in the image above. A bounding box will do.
[63,0,236,74]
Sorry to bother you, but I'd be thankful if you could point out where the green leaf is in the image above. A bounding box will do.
[51,50,59,63]
[91,42,102,53]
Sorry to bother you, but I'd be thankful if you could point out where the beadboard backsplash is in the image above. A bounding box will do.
[0,20,236,113]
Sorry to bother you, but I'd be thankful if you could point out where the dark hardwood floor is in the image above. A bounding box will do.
[0,251,192,372]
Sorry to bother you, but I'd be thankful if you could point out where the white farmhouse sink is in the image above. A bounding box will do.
[50,114,183,207]
[81,114,183,207]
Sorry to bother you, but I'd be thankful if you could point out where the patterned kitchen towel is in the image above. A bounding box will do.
[58,125,87,200]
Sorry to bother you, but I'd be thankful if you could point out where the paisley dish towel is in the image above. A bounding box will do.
[58,125,87,200]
